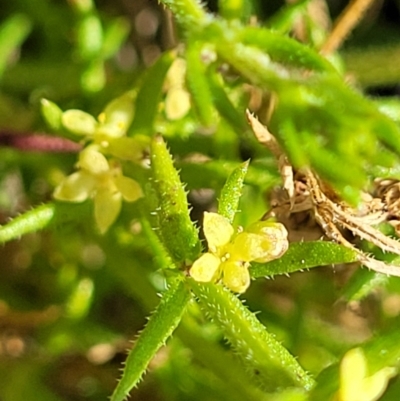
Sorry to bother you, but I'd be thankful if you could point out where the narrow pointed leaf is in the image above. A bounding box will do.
[185,40,215,127]
[150,135,201,265]
[129,51,175,136]
[190,280,315,391]
[0,202,90,244]
[218,160,249,223]
[0,14,31,78]
[110,279,191,401]
[236,25,334,73]
[207,70,248,134]
[250,241,359,278]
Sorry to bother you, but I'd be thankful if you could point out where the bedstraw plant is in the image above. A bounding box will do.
[2,0,400,400]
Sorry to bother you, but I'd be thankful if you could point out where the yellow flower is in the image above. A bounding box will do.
[190,212,289,293]
[61,92,149,162]
[336,348,397,401]
[62,92,134,139]
[54,146,142,233]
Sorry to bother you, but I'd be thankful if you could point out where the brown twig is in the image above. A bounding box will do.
[0,131,81,153]
[320,0,376,56]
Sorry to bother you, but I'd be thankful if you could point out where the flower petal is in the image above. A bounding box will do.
[166,58,186,88]
[62,109,97,136]
[97,92,135,138]
[339,348,396,401]
[222,260,250,293]
[114,175,143,202]
[230,232,268,262]
[53,171,96,202]
[79,146,110,175]
[361,367,397,401]
[203,212,234,253]
[190,253,221,283]
[94,188,122,234]
[246,221,289,262]
[165,87,191,120]
[340,348,367,401]
[107,136,149,161]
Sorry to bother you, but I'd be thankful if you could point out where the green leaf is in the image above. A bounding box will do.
[101,17,130,59]
[150,135,201,265]
[190,280,315,391]
[65,277,94,320]
[81,58,105,93]
[177,316,270,401]
[207,69,248,134]
[364,325,400,375]
[185,40,215,128]
[268,75,400,198]
[0,14,31,78]
[208,20,333,77]
[218,160,249,224]
[250,241,359,278]
[77,14,103,60]
[311,324,400,401]
[309,364,339,401]
[214,35,288,90]
[129,51,175,136]
[340,269,388,303]
[236,26,334,73]
[0,202,91,244]
[375,97,400,123]
[110,278,191,401]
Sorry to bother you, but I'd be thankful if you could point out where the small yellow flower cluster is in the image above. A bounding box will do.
[335,347,397,401]
[53,92,146,233]
[190,212,289,293]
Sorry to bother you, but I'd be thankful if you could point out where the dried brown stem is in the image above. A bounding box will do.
[0,131,81,152]
[320,0,376,56]
[248,113,400,277]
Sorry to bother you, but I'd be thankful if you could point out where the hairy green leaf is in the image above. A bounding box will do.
[150,135,201,265]
[110,278,191,401]
[185,40,215,127]
[0,202,90,244]
[190,280,315,391]
[251,241,359,278]
[218,160,249,223]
